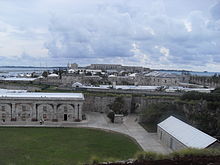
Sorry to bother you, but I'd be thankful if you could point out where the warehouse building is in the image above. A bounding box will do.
[157,116,219,151]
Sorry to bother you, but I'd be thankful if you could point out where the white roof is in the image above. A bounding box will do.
[48,73,59,77]
[0,92,84,100]
[129,73,137,77]
[108,75,116,78]
[145,71,177,78]
[3,77,36,81]
[158,116,217,148]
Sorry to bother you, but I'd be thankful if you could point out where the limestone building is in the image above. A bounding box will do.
[0,92,84,123]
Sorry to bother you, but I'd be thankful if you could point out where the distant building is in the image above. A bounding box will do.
[137,71,179,86]
[88,64,149,73]
[157,116,219,151]
[68,63,78,69]
[89,64,122,70]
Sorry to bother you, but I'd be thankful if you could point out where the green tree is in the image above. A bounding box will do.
[108,97,125,114]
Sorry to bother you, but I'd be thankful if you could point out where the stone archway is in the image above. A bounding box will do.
[37,104,54,121]
[57,104,75,122]
[0,104,12,122]
[16,104,33,121]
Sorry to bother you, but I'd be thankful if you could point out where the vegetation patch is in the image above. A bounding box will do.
[0,127,141,165]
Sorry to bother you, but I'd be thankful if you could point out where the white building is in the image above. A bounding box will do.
[157,116,219,151]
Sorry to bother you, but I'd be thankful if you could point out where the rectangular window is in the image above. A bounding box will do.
[160,131,162,140]
[170,138,173,149]
[64,106,67,112]
[2,113,6,119]
[21,114,26,120]
[43,106,47,112]
[43,114,47,119]
[22,105,26,111]
[1,106,5,111]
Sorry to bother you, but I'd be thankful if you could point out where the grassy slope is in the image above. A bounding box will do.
[0,127,141,165]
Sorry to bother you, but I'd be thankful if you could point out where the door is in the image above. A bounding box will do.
[64,114,67,121]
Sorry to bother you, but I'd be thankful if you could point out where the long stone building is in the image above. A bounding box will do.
[0,93,84,123]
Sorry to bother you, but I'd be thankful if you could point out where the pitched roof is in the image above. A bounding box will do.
[158,116,217,148]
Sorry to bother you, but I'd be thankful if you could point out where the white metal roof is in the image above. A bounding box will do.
[158,116,217,148]
[0,92,84,100]
[3,77,37,81]
[145,71,177,78]
[48,73,59,77]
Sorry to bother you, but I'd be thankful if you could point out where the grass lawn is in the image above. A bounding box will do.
[0,127,141,165]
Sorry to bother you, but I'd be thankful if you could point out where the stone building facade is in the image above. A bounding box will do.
[0,93,84,123]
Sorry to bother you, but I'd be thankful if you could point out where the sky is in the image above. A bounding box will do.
[0,0,220,71]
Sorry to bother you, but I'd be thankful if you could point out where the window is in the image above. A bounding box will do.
[21,114,26,120]
[160,131,162,140]
[158,79,160,82]
[170,138,173,149]
[1,106,5,111]
[2,113,6,119]
[165,80,167,83]
[43,114,47,119]
[64,106,68,112]
[43,106,47,112]
[22,105,26,111]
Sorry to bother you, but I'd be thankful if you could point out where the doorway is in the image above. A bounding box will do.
[64,114,67,121]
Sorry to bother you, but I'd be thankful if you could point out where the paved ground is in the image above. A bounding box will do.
[0,112,171,154]
[76,112,171,154]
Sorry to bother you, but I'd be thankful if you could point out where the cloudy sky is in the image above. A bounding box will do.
[0,0,220,71]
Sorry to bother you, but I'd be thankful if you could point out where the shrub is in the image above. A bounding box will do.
[89,155,101,165]
[171,148,220,158]
[107,111,115,123]
[135,151,168,161]
[134,148,220,162]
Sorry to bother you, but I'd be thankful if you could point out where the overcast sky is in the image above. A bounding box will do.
[0,0,220,71]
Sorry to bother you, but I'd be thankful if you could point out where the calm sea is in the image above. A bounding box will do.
[158,70,220,76]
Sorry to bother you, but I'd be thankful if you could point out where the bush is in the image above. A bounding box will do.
[107,111,115,123]
[89,155,101,165]
[181,91,220,102]
[135,148,220,162]
[171,148,220,158]
[135,151,168,161]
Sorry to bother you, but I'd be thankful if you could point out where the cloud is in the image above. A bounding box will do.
[44,0,220,71]
[210,1,220,20]
[0,0,220,71]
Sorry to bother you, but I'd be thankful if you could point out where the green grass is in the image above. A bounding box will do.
[0,127,141,165]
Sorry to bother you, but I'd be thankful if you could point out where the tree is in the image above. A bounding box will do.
[42,71,48,77]
[108,97,125,114]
